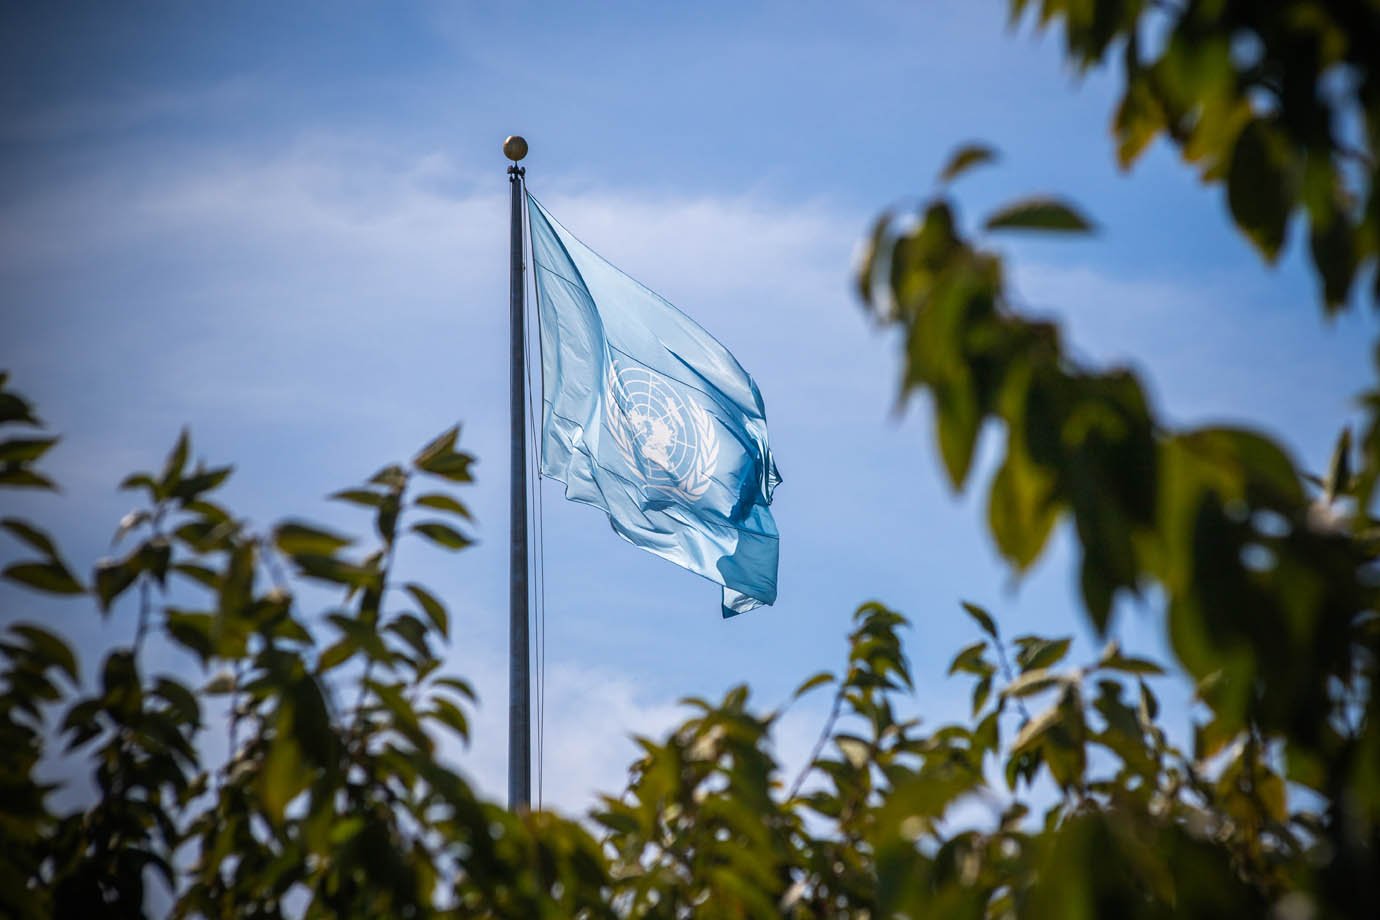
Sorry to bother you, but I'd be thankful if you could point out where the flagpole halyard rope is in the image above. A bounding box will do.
[519,169,548,810]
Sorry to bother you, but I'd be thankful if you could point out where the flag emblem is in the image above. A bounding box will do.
[604,362,719,501]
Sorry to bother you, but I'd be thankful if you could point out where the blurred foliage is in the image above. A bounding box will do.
[5,1,1380,916]
[843,1,1380,915]
[0,367,1359,917]
[1011,0,1380,311]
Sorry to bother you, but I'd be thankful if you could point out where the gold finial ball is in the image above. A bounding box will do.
[503,135,528,162]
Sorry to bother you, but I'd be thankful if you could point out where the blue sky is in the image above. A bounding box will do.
[3,0,1377,814]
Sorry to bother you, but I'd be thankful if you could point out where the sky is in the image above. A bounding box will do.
[3,0,1378,818]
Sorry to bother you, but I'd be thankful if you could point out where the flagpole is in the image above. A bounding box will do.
[504,135,531,811]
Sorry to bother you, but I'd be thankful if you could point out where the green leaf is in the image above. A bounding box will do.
[836,734,872,769]
[413,427,474,483]
[94,556,140,611]
[159,428,190,495]
[203,671,237,694]
[1,517,59,558]
[138,537,172,584]
[934,376,981,489]
[987,446,1058,570]
[386,613,432,660]
[1010,702,1062,756]
[413,425,459,467]
[1098,642,1165,676]
[293,554,380,590]
[369,679,431,752]
[984,196,1095,233]
[1310,209,1358,310]
[154,677,201,727]
[289,676,335,769]
[273,520,353,557]
[414,492,473,520]
[416,453,474,483]
[369,464,408,489]
[972,674,993,716]
[172,465,233,502]
[1257,768,1287,823]
[10,623,78,682]
[959,601,998,639]
[101,649,140,711]
[185,499,230,524]
[948,640,990,676]
[174,520,223,552]
[792,671,836,699]
[331,488,386,508]
[0,390,40,425]
[259,729,306,824]
[434,675,476,701]
[1016,636,1072,671]
[429,697,470,741]
[328,816,366,846]
[938,143,998,183]
[4,560,83,595]
[1227,119,1291,261]
[318,637,356,672]
[172,562,219,590]
[1002,668,1064,699]
[1138,679,1159,722]
[118,472,158,496]
[1193,716,1238,763]
[411,520,472,551]
[1324,427,1352,502]
[855,211,891,307]
[165,610,215,663]
[0,468,57,490]
[0,436,57,464]
[61,699,102,750]
[326,612,390,662]
[1113,73,1165,168]
[1285,745,1326,792]
[113,509,151,545]
[404,582,448,638]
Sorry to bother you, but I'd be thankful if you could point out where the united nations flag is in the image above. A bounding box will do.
[526,193,781,617]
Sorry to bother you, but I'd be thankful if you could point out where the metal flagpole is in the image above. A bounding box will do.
[504,135,531,810]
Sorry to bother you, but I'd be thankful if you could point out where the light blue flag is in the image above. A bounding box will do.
[526,192,781,617]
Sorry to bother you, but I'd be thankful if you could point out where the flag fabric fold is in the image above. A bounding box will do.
[526,192,781,617]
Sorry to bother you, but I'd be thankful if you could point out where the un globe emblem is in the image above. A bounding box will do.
[604,363,719,500]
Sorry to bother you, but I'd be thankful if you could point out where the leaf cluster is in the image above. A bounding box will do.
[0,361,1364,918]
[854,117,1380,920]
[1011,0,1380,311]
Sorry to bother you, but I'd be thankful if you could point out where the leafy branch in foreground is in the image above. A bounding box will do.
[0,375,604,918]
[856,139,1380,915]
[1,371,1330,917]
[1011,0,1380,312]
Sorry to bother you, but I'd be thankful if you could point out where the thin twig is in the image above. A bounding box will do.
[786,675,849,802]
[133,576,152,657]
[992,632,1032,723]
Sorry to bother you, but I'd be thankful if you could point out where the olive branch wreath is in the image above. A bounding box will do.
[604,362,718,501]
